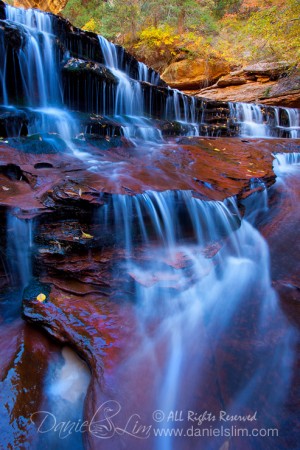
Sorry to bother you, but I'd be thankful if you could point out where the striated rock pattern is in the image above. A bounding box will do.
[195,66,300,108]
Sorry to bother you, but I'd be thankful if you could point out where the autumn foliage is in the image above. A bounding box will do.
[61,0,300,71]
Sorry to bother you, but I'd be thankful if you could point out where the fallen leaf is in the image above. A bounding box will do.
[36,293,46,302]
[81,231,93,239]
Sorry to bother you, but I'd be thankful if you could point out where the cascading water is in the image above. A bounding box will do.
[0,31,8,105]
[98,35,163,141]
[273,151,300,168]
[165,89,199,135]
[3,5,78,146]
[229,102,300,138]
[6,212,33,289]
[1,5,299,149]
[96,189,295,449]
[6,5,61,107]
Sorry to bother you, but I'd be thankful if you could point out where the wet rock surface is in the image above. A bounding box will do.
[1,137,299,215]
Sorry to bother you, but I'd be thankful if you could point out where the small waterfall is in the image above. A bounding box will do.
[2,5,79,149]
[230,102,300,138]
[165,89,199,135]
[6,5,62,107]
[272,152,300,176]
[284,108,300,138]
[98,35,162,141]
[0,32,8,105]
[98,35,119,69]
[101,190,238,254]
[97,35,200,140]
[137,61,160,85]
[274,152,300,166]
[6,213,33,289]
[229,102,268,137]
[242,178,268,225]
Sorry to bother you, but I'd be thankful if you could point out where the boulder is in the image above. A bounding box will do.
[161,58,230,90]
[196,69,300,108]
[62,58,117,84]
[243,61,291,80]
[216,74,247,88]
[13,0,67,14]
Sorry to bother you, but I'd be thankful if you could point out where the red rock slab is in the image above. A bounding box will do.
[0,142,85,215]
[1,138,299,217]
[0,173,42,211]
[37,137,300,203]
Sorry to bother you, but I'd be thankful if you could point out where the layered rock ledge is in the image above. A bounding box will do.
[1,137,299,218]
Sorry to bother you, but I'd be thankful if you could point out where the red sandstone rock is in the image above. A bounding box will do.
[1,138,299,216]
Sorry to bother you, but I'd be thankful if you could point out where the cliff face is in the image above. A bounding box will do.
[13,0,67,13]
[195,64,300,108]
[161,59,300,108]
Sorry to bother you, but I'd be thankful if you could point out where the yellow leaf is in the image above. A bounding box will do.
[37,293,46,302]
[214,148,220,152]
[81,231,93,239]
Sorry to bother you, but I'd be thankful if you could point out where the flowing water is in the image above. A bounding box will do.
[0,4,299,450]
[229,102,300,138]
[95,185,296,449]
[1,5,299,149]
[6,213,33,289]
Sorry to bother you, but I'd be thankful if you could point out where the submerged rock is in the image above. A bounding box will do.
[8,133,68,154]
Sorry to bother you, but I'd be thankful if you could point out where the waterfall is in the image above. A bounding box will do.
[165,88,199,135]
[6,213,33,289]
[1,5,299,146]
[229,102,300,138]
[0,31,8,105]
[273,151,300,174]
[101,190,239,254]
[6,5,61,107]
[242,178,268,225]
[98,35,163,141]
[2,5,79,147]
[99,189,294,448]
[286,108,300,138]
[0,5,298,449]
